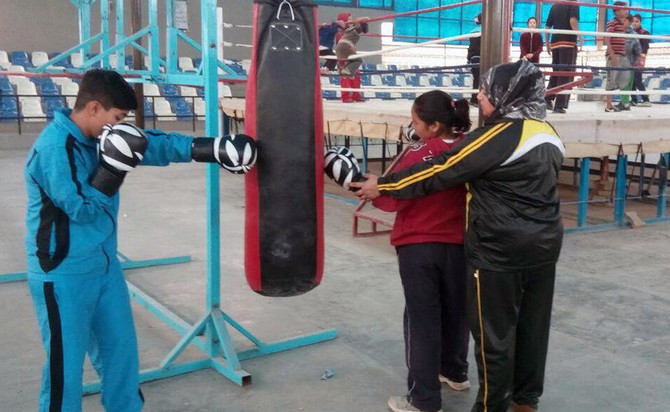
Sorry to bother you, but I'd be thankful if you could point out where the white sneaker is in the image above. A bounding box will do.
[639,101,653,107]
[387,396,443,412]
[439,374,471,391]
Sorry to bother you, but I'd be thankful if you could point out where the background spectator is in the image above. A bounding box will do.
[520,17,544,63]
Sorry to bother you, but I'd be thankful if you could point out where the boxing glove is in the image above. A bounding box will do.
[191,134,257,174]
[90,122,148,196]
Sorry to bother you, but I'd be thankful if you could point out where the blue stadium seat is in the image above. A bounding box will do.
[406,75,419,87]
[375,92,392,100]
[143,98,155,118]
[387,65,398,71]
[360,75,371,86]
[0,80,13,95]
[363,64,376,72]
[48,52,73,69]
[168,97,194,119]
[0,97,19,122]
[330,75,340,86]
[661,78,670,89]
[322,90,338,100]
[452,75,465,87]
[381,74,396,86]
[42,97,66,118]
[401,92,416,100]
[39,81,60,96]
[11,51,32,68]
[196,87,205,98]
[429,76,441,86]
[193,58,202,69]
[159,84,180,97]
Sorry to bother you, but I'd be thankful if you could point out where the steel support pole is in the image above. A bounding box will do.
[131,0,145,128]
[480,0,512,125]
[100,0,110,69]
[166,0,179,74]
[78,0,91,59]
[657,153,669,218]
[577,157,590,227]
[115,0,125,71]
[614,155,628,225]
[202,0,222,359]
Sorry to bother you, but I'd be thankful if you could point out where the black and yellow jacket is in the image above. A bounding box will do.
[377,119,565,271]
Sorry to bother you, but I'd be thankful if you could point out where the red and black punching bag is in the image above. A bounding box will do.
[244,0,324,297]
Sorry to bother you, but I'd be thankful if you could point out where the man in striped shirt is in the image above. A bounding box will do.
[605,1,630,112]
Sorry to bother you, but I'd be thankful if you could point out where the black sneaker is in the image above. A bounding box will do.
[552,107,566,114]
[439,373,471,391]
[615,103,630,111]
[631,100,638,106]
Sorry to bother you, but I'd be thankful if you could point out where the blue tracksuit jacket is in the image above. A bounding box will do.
[24,108,193,279]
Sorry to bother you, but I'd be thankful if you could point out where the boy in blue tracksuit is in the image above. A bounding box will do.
[24,69,194,412]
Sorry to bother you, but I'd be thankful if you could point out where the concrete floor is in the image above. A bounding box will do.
[1,146,670,412]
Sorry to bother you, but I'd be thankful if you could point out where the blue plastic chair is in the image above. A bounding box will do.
[42,97,66,118]
[143,98,155,118]
[0,97,19,122]
[322,90,338,100]
[11,51,32,68]
[159,84,180,97]
[0,81,13,96]
[169,97,194,119]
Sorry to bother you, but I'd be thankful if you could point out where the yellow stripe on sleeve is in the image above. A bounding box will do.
[378,122,513,192]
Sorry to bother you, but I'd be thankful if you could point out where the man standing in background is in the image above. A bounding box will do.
[545,0,582,114]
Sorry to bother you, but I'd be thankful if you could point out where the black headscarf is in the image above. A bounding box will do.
[481,59,546,122]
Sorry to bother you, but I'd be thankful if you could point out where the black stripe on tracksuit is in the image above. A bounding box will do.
[34,135,85,273]
[34,183,70,273]
[44,282,64,412]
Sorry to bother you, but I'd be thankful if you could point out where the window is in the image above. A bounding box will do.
[393,0,482,44]
[607,0,670,38]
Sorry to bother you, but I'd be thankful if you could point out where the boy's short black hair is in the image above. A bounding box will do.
[633,13,643,22]
[74,69,138,111]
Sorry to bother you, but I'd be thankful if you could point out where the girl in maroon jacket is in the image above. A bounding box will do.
[377,91,472,412]
[520,17,543,63]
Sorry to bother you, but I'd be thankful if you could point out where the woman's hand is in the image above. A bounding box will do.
[348,174,381,201]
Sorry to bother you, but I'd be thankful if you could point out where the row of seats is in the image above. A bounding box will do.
[0,50,250,75]
[0,95,211,121]
[0,72,232,121]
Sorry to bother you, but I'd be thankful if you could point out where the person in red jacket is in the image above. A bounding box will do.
[335,11,368,103]
[378,91,472,412]
[520,17,543,63]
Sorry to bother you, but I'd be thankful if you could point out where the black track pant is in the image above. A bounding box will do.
[632,70,649,103]
[547,46,577,110]
[397,243,470,412]
[467,264,556,412]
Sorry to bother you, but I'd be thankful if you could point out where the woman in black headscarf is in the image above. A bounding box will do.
[351,60,565,412]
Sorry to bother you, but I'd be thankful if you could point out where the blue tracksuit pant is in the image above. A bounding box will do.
[28,262,143,412]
